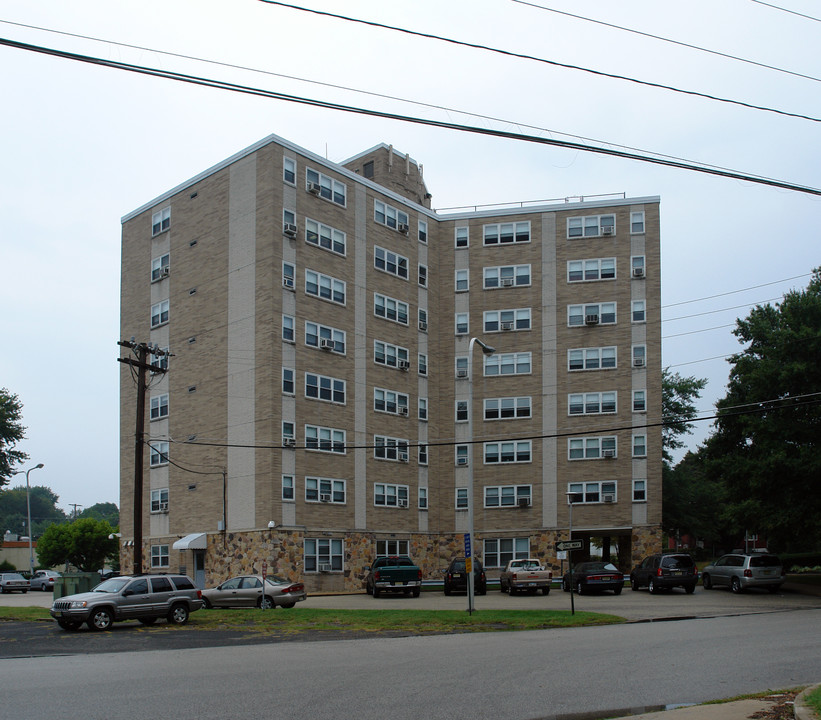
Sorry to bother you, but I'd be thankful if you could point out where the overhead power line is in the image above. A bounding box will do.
[2,37,820,197]
[748,0,821,22]
[258,1,821,124]
[511,0,821,83]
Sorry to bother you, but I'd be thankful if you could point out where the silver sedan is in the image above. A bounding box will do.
[201,574,307,609]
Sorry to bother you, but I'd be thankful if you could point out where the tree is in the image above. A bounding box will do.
[0,485,68,540]
[78,502,119,528]
[0,388,28,487]
[707,269,821,551]
[661,369,707,467]
[36,518,119,572]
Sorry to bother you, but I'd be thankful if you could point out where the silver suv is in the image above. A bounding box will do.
[701,553,784,593]
[50,574,203,631]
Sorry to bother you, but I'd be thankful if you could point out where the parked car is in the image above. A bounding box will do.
[0,572,30,593]
[701,553,784,593]
[443,558,486,595]
[630,553,698,594]
[50,573,203,631]
[202,574,307,609]
[562,562,624,595]
[499,558,553,595]
[29,570,61,591]
[364,556,423,597]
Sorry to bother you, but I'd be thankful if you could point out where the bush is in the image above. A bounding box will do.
[0,559,16,572]
[781,552,821,569]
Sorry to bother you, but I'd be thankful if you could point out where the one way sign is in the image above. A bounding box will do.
[556,540,583,551]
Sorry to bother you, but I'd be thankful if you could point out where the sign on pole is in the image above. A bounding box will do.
[556,540,583,552]
[464,533,472,572]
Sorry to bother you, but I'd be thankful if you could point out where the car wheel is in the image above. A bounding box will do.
[509,586,517,596]
[280,602,296,608]
[138,617,158,625]
[542,587,550,596]
[648,578,658,594]
[478,587,487,596]
[685,584,696,594]
[444,585,451,596]
[731,577,742,594]
[412,588,421,598]
[168,604,190,625]
[57,618,82,631]
[613,586,622,595]
[372,586,381,598]
[202,597,213,609]
[88,607,113,631]
[258,596,275,610]
[576,581,584,596]
[702,573,712,590]
[630,577,639,591]
[500,581,508,594]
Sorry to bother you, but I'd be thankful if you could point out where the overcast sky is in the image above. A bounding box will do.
[1,0,818,515]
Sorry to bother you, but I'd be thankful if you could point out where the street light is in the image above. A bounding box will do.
[466,337,495,615]
[14,463,45,577]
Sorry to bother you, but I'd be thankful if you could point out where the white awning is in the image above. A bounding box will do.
[172,533,207,550]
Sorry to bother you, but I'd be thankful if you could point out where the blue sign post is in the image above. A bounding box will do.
[464,533,475,613]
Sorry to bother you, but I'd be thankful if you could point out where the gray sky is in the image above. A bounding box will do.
[2,0,819,514]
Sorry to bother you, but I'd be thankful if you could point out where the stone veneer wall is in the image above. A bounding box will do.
[632,525,663,562]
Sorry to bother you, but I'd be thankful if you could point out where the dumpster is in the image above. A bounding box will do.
[53,572,101,599]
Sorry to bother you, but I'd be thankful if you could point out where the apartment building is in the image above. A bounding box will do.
[119,133,662,591]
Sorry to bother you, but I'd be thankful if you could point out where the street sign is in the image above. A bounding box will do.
[556,540,583,551]
[463,533,472,558]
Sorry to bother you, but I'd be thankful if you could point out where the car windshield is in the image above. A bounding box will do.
[3,573,25,581]
[265,576,289,585]
[750,555,781,568]
[93,577,131,593]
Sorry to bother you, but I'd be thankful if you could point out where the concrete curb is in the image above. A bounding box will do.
[795,684,820,720]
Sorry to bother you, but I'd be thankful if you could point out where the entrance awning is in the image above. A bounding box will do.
[172,533,207,550]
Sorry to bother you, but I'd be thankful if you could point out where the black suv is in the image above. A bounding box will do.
[630,553,698,594]
[443,558,487,595]
[50,573,203,631]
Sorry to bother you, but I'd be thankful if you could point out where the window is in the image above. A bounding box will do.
[568,436,617,460]
[282,475,294,501]
[152,207,170,236]
[567,481,617,504]
[363,161,374,179]
[484,441,531,464]
[283,315,295,343]
[374,200,409,231]
[305,269,346,305]
[150,488,169,513]
[484,396,532,420]
[567,214,615,238]
[282,367,294,395]
[455,400,468,422]
[151,254,170,282]
[455,226,469,248]
[374,293,409,325]
[374,246,409,280]
[304,538,344,572]
[455,313,469,335]
[568,391,617,416]
[374,340,410,369]
[305,373,346,404]
[632,256,646,277]
[455,357,468,377]
[632,301,646,323]
[306,167,346,206]
[150,394,169,421]
[633,390,646,412]
[567,258,616,282]
[418,397,428,421]
[306,218,346,256]
[418,219,428,243]
[568,346,617,371]
[374,388,409,416]
[484,264,531,289]
[455,487,468,509]
[283,262,295,290]
[151,300,169,328]
[418,353,427,376]
[377,540,409,556]
[283,157,296,184]
[306,477,346,504]
[418,308,428,331]
[631,211,645,234]
[484,538,529,568]
[305,425,346,454]
[418,487,428,509]
[418,264,427,287]
[485,485,531,508]
[455,269,469,292]
[374,435,409,462]
[282,422,295,442]
[633,435,647,457]
[374,483,410,507]
[455,445,468,466]
[150,544,169,568]
[485,352,531,376]
[633,345,647,367]
[305,321,346,353]
[419,444,428,465]
[568,303,616,326]
[149,442,169,467]
[484,308,531,332]
[150,347,169,374]
[283,208,296,228]
[633,479,647,502]
[483,221,530,245]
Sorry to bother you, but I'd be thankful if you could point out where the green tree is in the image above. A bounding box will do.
[661,369,707,467]
[0,485,68,540]
[708,269,821,551]
[0,388,28,487]
[78,502,119,527]
[36,518,118,572]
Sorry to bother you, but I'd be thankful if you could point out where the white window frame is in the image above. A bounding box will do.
[483,264,531,289]
[484,396,532,420]
[283,315,295,343]
[306,167,346,206]
[282,367,295,396]
[374,199,409,231]
[633,435,647,458]
[283,157,296,185]
[632,255,646,277]
[150,394,169,421]
[633,479,647,502]
[483,308,531,333]
[418,308,428,331]
[150,544,169,568]
[374,246,409,280]
[455,312,469,335]
[418,353,428,376]
[305,425,346,454]
[150,488,169,513]
[418,397,428,421]
[419,444,428,465]
[374,293,409,326]
[304,537,344,573]
[149,442,169,467]
[305,269,346,305]
[305,218,346,256]
[484,352,531,376]
[283,262,295,290]
[306,477,346,504]
[374,340,410,369]
[418,219,428,244]
[455,226,469,248]
[418,487,428,509]
[631,211,645,234]
[152,207,170,236]
[305,321,346,354]
[418,264,428,287]
[484,441,532,464]
[484,484,532,508]
[374,435,409,462]
[568,481,617,504]
[568,302,617,327]
[567,214,615,238]
[568,436,617,460]
[567,257,616,283]
[455,268,469,292]
[151,254,170,282]
[568,346,617,371]
[151,300,169,328]
[374,483,410,507]
[568,391,617,416]
[483,538,529,568]
[483,221,531,245]
[305,372,346,404]
[632,300,646,323]
[374,388,409,416]
[377,539,410,556]
[633,345,647,366]
[455,400,468,423]
[282,475,295,501]
[455,487,469,509]
[633,390,646,412]
[455,445,468,466]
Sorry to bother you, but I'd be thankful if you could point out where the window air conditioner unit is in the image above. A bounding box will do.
[399,406,409,416]
[585,314,599,325]
[633,358,645,368]
[283,223,298,238]
[398,498,409,508]
[283,437,296,448]
[457,457,468,466]
[319,563,332,572]
[517,497,530,508]
[307,181,321,195]
[320,493,331,502]
[602,449,615,458]
[602,226,614,236]
[160,266,170,279]
[633,267,645,278]
[398,360,410,371]
[398,223,409,234]
[501,321,514,331]
[159,502,169,511]
[419,320,428,331]
[603,493,615,503]
[456,368,468,378]
[283,276,295,290]
[500,277,514,287]
[319,338,334,351]
[398,451,409,463]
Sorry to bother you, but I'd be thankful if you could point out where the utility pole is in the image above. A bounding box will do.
[69,503,83,519]
[118,339,171,574]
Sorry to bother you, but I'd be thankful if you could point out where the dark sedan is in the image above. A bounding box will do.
[562,562,624,595]
[443,558,487,595]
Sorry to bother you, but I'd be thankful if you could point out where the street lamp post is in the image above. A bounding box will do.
[566,491,576,615]
[19,463,45,576]
[466,337,495,615]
